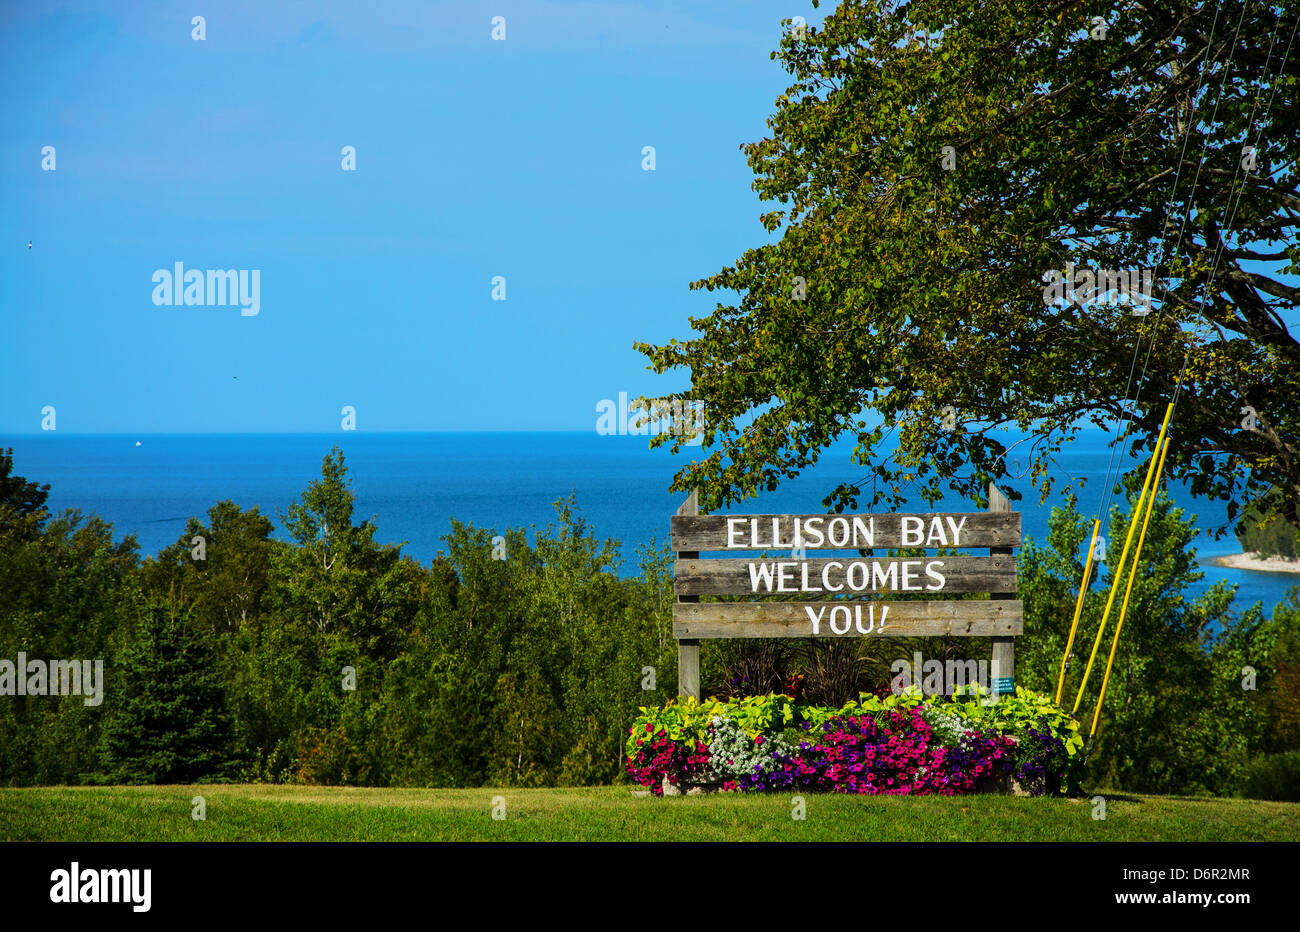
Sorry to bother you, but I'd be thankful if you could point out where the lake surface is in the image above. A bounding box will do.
[2,430,1295,616]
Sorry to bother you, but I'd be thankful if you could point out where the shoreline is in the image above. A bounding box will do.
[1206,552,1300,575]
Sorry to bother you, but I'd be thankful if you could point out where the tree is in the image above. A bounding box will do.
[274,446,412,652]
[245,448,425,781]
[1235,487,1300,558]
[141,501,275,634]
[1015,487,1280,794]
[636,0,1300,530]
[0,448,49,518]
[0,448,50,543]
[0,508,139,785]
[99,589,236,784]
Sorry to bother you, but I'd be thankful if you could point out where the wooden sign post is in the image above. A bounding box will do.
[671,484,1021,702]
[988,483,1016,698]
[676,489,701,701]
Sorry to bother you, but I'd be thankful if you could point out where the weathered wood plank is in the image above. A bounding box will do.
[673,555,1016,596]
[672,599,1023,638]
[671,512,1020,552]
[989,484,1015,700]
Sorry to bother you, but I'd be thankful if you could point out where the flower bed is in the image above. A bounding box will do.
[625,687,1083,797]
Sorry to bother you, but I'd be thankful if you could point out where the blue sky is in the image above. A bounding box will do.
[3,2,1294,436]
[1,0,812,432]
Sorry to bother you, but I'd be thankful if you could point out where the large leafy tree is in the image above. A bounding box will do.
[141,500,275,634]
[637,0,1300,527]
[273,446,415,651]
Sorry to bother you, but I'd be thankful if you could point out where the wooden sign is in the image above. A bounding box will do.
[672,486,1022,701]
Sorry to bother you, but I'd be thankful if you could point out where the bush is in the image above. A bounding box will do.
[1240,751,1300,801]
[1236,489,1299,559]
[295,725,363,786]
[625,720,712,794]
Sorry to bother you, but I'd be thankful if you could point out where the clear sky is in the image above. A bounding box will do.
[1,0,811,433]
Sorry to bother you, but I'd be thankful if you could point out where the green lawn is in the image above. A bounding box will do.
[1,785,1297,841]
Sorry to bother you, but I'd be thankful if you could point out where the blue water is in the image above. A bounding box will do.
[1,430,1295,616]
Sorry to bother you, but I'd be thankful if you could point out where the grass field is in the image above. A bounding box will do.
[2,785,1297,841]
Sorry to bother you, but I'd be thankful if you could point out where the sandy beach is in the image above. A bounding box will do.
[1207,552,1300,574]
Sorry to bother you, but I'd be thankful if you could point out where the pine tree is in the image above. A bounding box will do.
[99,585,236,783]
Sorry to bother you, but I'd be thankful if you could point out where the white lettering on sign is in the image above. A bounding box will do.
[746,560,947,593]
[804,603,890,635]
[822,561,842,591]
[723,516,879,549]
[906,515,970,547]
[800,563,820,591]
[718,515,972,549]
[872,561,897,590]
[902,561,919,590]
[847,561,868,591]
[749,562,776,591]
[777,562,796,592]
[895,515,972,547]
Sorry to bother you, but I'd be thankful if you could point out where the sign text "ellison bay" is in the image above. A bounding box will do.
[725,515,969,549]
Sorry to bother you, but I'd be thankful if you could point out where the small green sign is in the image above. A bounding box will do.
[993,677,1015,694]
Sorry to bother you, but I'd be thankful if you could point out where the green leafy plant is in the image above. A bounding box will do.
[1240,751,1300,802]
